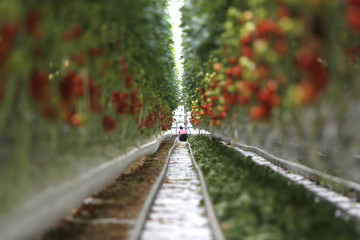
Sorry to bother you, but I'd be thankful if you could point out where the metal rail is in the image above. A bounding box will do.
[211,134,360,202]
[234,143,360,202]
[129,140,177,240]
[206,134,360,226]
[230,145,360,225]
[130,141,226,240]
[188,142,226,240]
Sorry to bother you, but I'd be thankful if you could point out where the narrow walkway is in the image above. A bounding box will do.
[141,143,212,240]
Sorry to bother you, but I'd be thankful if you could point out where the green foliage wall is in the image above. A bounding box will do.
[0,0,179,213]
[181,0,360,182]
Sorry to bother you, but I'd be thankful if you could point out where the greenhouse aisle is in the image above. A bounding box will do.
[141,143,212,240]
[2,0,360,239]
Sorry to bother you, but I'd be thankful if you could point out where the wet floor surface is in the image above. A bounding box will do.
[141,143,212,240]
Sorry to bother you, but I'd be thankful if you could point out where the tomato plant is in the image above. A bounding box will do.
[182,0,360,183]
[190,136,360,240]
[0,0,179,213]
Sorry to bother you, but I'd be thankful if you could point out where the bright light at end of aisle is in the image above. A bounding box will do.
[168,0,184,83]
[169,0,202,135]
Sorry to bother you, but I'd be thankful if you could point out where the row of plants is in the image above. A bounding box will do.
[0,0,179,213]
[189,135,360,240]
[182,0,360,182]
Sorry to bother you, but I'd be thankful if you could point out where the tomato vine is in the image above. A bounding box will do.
[0,0,179,212]
[182,0,360,182]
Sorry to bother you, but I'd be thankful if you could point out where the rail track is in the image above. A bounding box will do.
[5,132,359,239]
[129,140,225,240]
[211,134,360,225]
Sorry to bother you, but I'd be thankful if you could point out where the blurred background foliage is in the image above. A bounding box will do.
[181,0,360,182]
[0,0,179,213]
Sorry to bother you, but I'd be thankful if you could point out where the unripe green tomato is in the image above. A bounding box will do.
[239,56,250,67]
[227,84,236,93]
[219,96,226,105]
[218,74,225,82]
[227,7,241,18]
[283,86,301,107]
[254,39,269,56]
[244,22,255,32]
[218,81,225,88]
[224,21,234,33]
[217,105,225,112]
[279,18,296,33]
[248,61,256,71]
[264,50,279,64]
[215,88,221,96]
[242,70,251,80]
[243,69,258,80]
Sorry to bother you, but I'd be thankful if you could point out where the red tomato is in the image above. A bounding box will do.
[103,116,116,133]
[232,65,243,78]
[346,5,360,33]
[229,57,237,65]
[250,105,270,121]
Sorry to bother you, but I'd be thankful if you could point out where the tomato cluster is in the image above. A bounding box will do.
[27,35,144,133]
[0,21,19,66]
[0,0,177,139]
[346,0,360,34]
[190,2,332,126]
[344,0,360,60]
[138,104,174,131]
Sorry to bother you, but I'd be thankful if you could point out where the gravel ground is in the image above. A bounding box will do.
[37,139,175,240]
